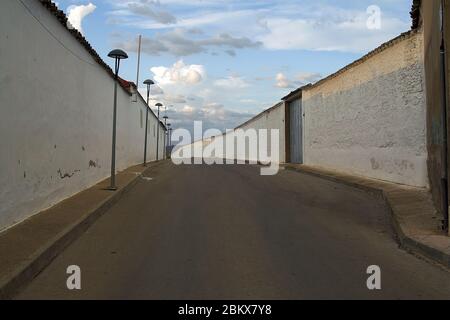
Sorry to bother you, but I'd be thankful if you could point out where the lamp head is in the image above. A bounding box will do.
[144,79,154,86]
[108,49,128,60]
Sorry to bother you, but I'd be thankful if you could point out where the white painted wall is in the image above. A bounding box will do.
[302,31,427,187]
[0,0,166,231]
[176,103,285,165]
[235,103,286,163]
[202,104,285,163]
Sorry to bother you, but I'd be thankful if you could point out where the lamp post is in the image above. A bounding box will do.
[163,116,168,159]
[155,103,163,161]
[167,124,172,146]
[143,79,154,166]
[167,123,172,158]
[107,49,128,191]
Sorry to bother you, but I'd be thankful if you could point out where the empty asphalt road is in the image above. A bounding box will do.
[17,161,450,299]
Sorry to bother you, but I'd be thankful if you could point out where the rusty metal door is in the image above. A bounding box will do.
[289,99,303,164]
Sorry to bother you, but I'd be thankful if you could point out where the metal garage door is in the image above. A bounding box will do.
[289,99,303,164]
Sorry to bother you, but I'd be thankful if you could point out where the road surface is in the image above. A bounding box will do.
[17,162,450,299]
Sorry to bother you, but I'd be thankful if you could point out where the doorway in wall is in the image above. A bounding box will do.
[288,98,303,164]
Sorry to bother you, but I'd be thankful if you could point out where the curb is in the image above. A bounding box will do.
[0,167,148,300]
[283,165,450,270]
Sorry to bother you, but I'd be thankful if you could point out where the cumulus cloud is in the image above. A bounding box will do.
[139,60,255,135]
[151,60,205,86]
[67,3,96,34]
[275,73,293,89]
[116,29,261,57]
[166,102,254,136]
[105,1,411,138]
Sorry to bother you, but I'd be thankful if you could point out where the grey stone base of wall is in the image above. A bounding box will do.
[282,164,450,270]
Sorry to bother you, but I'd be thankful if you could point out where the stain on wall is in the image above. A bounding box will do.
[57,169,80,179]
[89,160,97,168]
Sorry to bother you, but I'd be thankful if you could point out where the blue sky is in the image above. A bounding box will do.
[56,0,413,133]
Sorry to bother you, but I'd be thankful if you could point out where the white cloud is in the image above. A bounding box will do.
[166,102,254,135]
[141,60,256,134]
[164,93,187,104]
[151,60,205,86]
[297,72,322,84]
[258,6,409,53]
[181,105,195,114]
[104,1,412,136]
[214,75,249,89]
[275,72,322,89]
[110,2,409,55]
[67,3,96,35]
[110,6,258,31]
[275,73,292,89]
[240,99,257,104]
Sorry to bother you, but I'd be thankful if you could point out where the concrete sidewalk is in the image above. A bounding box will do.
[0,161,163,299]
[283,163,450,269]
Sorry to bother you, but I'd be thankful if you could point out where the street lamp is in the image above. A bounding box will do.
[163,116,168,159]
[155,103,163,161]
[107,49,128,191]
[143,79,154,166]
[167,123,172,155]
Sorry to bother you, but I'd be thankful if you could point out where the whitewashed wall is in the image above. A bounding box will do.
[0,0,165,231]
[302,31,427,187]
[234,103,286,163]
[176,103,285,165]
